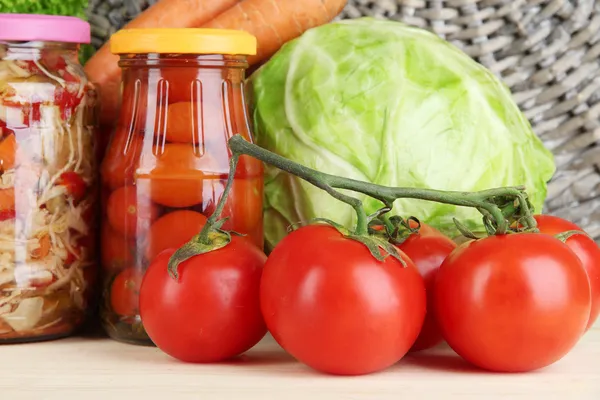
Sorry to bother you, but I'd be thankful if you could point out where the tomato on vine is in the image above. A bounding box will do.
[396,223,456,352]
[434,233,591,372]
[534,214,600,331]
[139,235,267,363]
[260,224,426,375]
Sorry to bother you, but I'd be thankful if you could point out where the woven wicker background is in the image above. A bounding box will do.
[87,0,600,240]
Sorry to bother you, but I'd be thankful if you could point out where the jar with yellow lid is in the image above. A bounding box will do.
[100,29,263,345]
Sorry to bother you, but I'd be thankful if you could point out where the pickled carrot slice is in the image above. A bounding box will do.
[0,188,15,212]
[0,135,17,172]
[31,234,51,259]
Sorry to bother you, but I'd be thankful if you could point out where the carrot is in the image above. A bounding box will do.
[0,135,17,172]
[0,188,15,212]
[85,0,242,127]
[31,234,51,259]
[87,0,346,128]
[203,0,347,65]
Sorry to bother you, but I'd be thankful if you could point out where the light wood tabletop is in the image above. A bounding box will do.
[1,326,598,400]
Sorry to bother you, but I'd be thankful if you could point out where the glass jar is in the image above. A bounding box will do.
[0,14,99,343]
[100,29,263,345]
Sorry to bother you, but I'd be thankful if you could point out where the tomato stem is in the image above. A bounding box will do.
[228,137,370,236]
[167,230,232,279]
[167,156,240,279]
[197,155,240,244]
[555,230,590,243]
[228,135,537,236]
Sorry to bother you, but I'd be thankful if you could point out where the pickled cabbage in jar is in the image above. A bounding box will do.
[0,42,98,341]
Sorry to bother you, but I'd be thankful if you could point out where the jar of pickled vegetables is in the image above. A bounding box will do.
[0,14,99,342]
[101,29,263,344]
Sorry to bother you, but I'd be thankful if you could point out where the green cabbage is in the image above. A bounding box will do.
[249,18,555,250]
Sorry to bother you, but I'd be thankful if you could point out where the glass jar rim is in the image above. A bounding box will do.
[117,53,249,69]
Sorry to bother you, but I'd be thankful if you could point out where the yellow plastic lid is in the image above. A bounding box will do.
[110,28,257,55]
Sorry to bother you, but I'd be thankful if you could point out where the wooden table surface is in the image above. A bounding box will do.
[1,327,599,400]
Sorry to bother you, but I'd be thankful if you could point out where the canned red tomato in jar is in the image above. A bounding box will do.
[100,28,263,345]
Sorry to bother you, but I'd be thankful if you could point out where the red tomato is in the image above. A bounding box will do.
[101,224,135,272]
[534,214,600,331]
[165,102,197,143]
[110,268,143,317]
[140,236,267,363]
[160,67,201,104]
[160,67,223,105]
[145,210,207,262]
[101,129,143,190]
[106,186,160,238]
[397,226,457,352]
[260,224,426,375]
[143,143,216,208]
[58,172,86,203]
[434,233,591,372]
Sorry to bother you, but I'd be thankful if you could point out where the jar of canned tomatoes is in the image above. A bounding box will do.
[100,29,264,345]
[0,14,99,343]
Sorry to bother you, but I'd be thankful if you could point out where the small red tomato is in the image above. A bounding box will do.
[534,214,600,331]
[397,225,457,352]
[100,129,143,190]
[261,224,426,376]
[101,224,135,272]
[57,172,87,203]
[145,210,207,262]
[434,233,591,372]
[110,268,143,317]
[106,186,160,238]
[140,236,267,363]
[144,143,216,208]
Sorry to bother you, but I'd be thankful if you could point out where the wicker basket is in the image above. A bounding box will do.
[87,0,600,240]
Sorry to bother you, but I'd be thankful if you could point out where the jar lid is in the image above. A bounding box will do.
[110,28,257,56]
[0,14,91,44]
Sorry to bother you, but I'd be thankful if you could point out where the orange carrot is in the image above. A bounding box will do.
[203,0,347,65]
[0,135,17,172]
[31,234,51,259]
[0,188,15,212]
[85,0,242,127]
